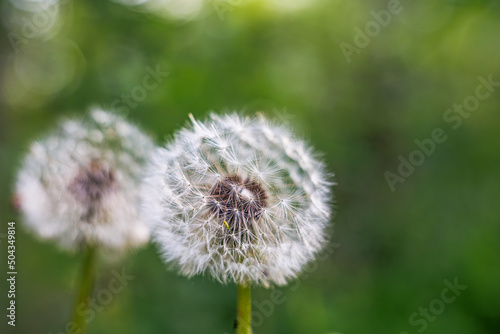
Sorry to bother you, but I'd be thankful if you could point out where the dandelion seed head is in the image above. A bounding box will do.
[15,108,155,252]
[142,113,333,286]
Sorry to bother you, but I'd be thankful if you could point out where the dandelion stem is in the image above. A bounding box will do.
[236,284,252,334]
[71,246,97,334]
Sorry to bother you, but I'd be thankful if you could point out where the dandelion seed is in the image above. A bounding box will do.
[141,113,333,286]
[15,108,156,334]
[142,112,333,334]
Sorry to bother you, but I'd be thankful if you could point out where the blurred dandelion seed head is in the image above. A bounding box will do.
[142,112,333,286]
[15,108,155,252]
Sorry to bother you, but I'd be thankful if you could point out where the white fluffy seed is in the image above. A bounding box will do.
[142,112,334,286]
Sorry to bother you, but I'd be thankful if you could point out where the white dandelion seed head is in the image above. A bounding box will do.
[15,108,155,252]
[142,112,333,286]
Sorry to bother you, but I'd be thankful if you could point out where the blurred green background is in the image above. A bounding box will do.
[1,0,500,333]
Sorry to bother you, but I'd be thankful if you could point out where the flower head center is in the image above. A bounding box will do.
[208,175,267,230]
[69,160,116,221]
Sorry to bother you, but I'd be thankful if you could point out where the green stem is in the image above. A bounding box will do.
[71,246,97,334]
[236,284,252,334]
